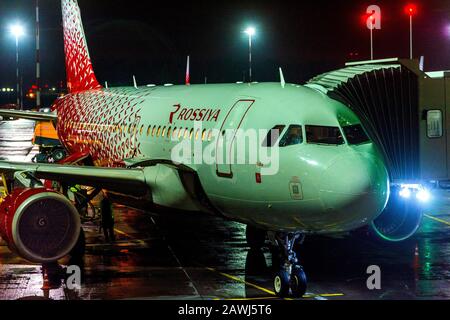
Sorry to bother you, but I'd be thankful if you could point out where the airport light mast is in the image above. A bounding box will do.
[244,27,256,82]
[405,4,417,59]
[369,15,375,60]
[36,0,41,109]
[9,24,25,110]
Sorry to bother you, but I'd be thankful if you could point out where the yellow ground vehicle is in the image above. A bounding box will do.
[0,174,9,204]
[32,121,67,163]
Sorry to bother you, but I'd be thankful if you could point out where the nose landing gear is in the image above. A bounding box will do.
[245,226,308,298]
[272,233,307,298]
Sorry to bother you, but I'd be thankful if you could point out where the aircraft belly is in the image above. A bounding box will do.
[207,194,359,233]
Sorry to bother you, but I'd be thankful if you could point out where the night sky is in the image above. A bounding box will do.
[1,0,450,99]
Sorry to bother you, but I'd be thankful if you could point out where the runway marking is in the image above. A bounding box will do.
[424,214,450,227]
[206,267,276,296]
[206,267,344,300]
[149,217,201,298]
[114,228,146,245]
[115,226,344,300]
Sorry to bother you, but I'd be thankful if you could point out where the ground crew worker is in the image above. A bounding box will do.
[100,194,115,243]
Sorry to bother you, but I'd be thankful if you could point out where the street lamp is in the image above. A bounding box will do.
[244,26,256,82]
[369,15,375,60]
[405,4,417,59]
[9,23,25,110]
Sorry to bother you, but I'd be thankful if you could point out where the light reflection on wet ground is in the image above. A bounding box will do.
[1,120,450,300]
[1,194,450,300]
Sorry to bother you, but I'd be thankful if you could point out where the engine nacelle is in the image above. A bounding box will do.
[0,188,80,263]
[370,185,424,242]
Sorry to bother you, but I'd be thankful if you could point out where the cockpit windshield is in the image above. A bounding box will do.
[343,124,370,145]
[306,126,344,145]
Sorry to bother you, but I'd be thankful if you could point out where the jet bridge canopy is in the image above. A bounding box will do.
[307,58,449,182]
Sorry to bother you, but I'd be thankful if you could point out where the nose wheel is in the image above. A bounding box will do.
[272,233,307,298]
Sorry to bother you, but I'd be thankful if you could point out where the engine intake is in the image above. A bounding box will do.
[0,188,80,263]
[371,185,423,242]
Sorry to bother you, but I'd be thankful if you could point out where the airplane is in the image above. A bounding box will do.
[0,0,426,298]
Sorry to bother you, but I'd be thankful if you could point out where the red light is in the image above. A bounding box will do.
[405,4,417,16]
[362,12,377,26]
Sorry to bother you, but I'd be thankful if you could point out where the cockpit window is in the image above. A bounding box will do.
[262,125,285,147]
[279,125,303,147]
[306,125,344,145]
[343,124,370,145]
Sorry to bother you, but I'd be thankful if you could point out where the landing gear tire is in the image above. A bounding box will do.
[274,270,290,297]
[290,265,307,298]
[52,148,67,163]
[246,225,266,249]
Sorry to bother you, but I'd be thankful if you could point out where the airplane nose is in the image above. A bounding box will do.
[319,152,389,228]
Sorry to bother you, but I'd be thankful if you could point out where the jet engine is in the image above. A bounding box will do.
[370,184,425,242]
[0,188,80,263]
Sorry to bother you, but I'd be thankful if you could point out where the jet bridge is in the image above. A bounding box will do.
[307,58,449,183]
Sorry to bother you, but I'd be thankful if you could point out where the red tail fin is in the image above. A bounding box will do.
[62,0,101,93]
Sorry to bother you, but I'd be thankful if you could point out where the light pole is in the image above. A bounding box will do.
[369,15,375,60]
[405,4,417,60]
[244,27,256,83]
[10,24,25,110]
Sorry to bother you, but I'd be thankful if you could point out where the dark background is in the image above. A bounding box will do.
[1,0,450,107]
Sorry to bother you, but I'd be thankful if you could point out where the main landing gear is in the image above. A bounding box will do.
[245,225,307,298]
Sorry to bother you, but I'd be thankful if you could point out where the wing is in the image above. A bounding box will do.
[0,110,58,122]
[0,161,151,197]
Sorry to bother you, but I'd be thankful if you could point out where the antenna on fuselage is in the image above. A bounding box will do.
[133,75,138,89]
[186,56,191,86]
[279,67,286,88]
[105,81,108,89]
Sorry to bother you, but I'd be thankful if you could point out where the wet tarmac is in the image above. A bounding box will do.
[2,196,450,301]
[1,120,450,300]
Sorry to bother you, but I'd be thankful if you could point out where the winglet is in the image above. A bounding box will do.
[133,75,138,89]
[279,67,286,88]
[186,56,191,86]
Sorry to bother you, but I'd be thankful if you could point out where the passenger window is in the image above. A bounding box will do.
[162,126,167,137]
[157,126,161,137]
[173,127,179,139]
[202,129,207,141]
[195,129,200,140]
[140,125,144,135]
[263,125,286,147]
[306,126,344,145]
[190,128,194,140]
[167,127,172,138]
[152,126,157,137]
[279,125,302,147]
[147,125,151,136]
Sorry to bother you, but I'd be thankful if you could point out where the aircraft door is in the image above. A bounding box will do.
[216,99,255,178]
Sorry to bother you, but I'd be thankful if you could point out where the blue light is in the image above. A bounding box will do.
[399,188,411,199]
[416,189,431,202]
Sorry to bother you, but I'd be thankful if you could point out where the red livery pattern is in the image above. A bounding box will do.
[62,0,101,93]
[55,88,151,166]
